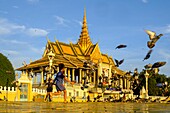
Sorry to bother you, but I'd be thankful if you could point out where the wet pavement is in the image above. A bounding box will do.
[1,101,170,113]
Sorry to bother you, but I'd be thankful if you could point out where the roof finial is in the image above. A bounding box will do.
[46,36,50,42]
[84,7,86,23]
[77,8,92,53]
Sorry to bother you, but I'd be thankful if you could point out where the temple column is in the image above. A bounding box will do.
[57,66,59,72]
[64,68,67,77]
[86,70,89,83]
[109,65,112,80]
[124,78,127,89]
[72,68,75,81]
[34,73,37,84]
[82,70,85,84]
[89,71,92,83]
[127,78,130,89]
[97,60,102,84]
[79,69,82,83]
[115,80,118,87]
[67,68,71,81]
[120,77,123,89]
[40,68,44,85]
[93,71,96,85]
[47,73,50,81]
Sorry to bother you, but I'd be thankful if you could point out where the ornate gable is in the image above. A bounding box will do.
[88,43,102,62]
[101,54,110,64]
[42,40,54,57]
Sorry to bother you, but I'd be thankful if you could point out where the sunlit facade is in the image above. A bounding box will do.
[0,9,133,102]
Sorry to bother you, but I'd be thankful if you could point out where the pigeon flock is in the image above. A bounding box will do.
[114,29,166,74]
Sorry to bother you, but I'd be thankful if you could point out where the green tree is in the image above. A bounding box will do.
[148,78,159,96]
[132,69,170,96]
[0,53,15,87]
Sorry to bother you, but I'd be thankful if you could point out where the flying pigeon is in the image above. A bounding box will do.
[115,44,127,49]
[152,61,166,68]
[145,30,163,49]
[115,59,124,67]
[143,49,153,61]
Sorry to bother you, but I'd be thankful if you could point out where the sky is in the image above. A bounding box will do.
[0,0,170,76]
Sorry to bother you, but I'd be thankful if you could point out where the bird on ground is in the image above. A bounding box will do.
[145,30,163,49]
[115,44,127,49]
[143,49,153,61]
[114,59,124,67]
[152,61,166,68]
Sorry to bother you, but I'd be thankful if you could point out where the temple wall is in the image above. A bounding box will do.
[0,86,16,101]
[0,85,88,102]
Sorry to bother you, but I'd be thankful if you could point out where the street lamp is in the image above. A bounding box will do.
[81,60,96,90]
[47,50,55,80]
[144,70,149,99]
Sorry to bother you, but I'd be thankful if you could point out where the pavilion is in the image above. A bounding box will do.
[16,9,132,101]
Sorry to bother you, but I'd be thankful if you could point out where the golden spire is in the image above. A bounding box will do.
[78,8,92,53]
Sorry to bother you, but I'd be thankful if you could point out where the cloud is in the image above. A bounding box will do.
[13,6,19,8]
[0,18,25,35]
[158,49,170,60]
[27,0,39,3]
[142,0,148,3]
[0,18,48,37]
[0,10,8,14]
[54,16,70,27]
[29,46,44,54]
[0,39,28,45]
[2,50,19,55]
[25,28,49,37]
[162,25,170,34]
[74,20,82,26]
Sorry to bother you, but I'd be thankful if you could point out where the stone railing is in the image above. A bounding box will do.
[32,88,46,94]
[0,86,16,92]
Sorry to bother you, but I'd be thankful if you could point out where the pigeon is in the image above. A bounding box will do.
[152,61,166,68]
[143,49,153,61]
[133,68,139,77]
[144,64,152,69]
[22,61,27,66]
[115,44,127,49]
[125,71,133,75]
[145,30,163,49]
[11,80,19,85]
[115,59,124,67]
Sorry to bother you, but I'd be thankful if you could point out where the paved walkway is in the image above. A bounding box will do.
[1,101,170,113]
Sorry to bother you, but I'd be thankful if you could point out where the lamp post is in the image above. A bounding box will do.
[47,51,55,80]
[144,70,149,99]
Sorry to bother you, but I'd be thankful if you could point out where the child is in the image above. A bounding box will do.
[53,63,74,103]
[45,78,53,102]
